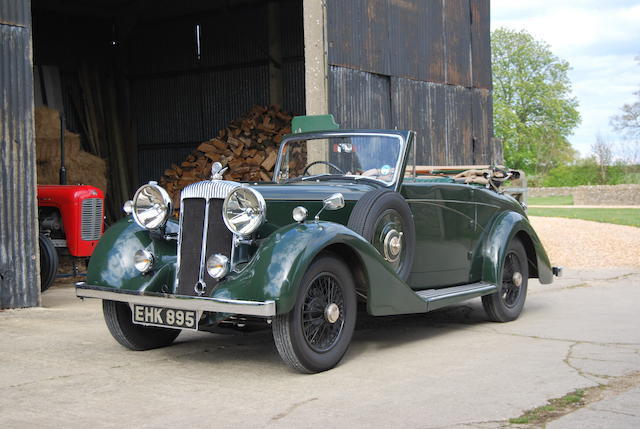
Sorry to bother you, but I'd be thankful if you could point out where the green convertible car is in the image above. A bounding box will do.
[76,116,559,373]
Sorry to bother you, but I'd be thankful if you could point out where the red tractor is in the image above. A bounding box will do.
[37,185,105,291]
[36,113,105,291]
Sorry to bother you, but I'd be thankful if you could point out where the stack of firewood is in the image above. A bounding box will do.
[159,105,305,208]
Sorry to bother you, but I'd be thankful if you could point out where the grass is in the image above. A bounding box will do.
[528,195,573,205]
[528,207,640,228]
[508,389,586,425]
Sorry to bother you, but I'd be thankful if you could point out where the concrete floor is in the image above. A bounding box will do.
[1,268,639,428]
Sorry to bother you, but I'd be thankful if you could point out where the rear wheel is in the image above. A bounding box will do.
[39,234,58,292]
[272,255,356,373]
[482,238,529,322]
[102,300,180,350]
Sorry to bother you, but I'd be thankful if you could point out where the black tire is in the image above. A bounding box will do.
[347,189,415,281]
[102,300,180,351]
[482,238,529,322]
[39,233,58,292]
[273,255,357,373]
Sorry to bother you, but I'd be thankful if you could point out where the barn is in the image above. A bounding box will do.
[0,0,497,308]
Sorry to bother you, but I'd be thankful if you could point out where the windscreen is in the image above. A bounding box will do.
[275,135,403,184]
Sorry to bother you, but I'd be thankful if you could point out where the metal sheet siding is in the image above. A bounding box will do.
[444,0,472,87]
[391,78,445,166]
[327,0,391,76]
[444,85,473,164]
[470,0,491,89]
[325,0,495,165]
[0,2,39,308]
[388,0,444,83]
[0,0,29,27]
[328,66,391,129]
[283,60,305,116]
[472,88,493,164]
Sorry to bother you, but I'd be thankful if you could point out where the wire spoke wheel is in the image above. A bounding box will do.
[272,255,356,373]
[500,251,522,308]
[482,238,529,323]
[302,273,345,353]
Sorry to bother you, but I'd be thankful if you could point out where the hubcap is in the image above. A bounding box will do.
[383,229,403,263]
[512,272,523,287]
[325,303,340,324]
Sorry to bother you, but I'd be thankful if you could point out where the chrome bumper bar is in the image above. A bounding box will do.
[75,283,276,317]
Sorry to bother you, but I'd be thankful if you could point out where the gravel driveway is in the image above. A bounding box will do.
[529,216,640,269]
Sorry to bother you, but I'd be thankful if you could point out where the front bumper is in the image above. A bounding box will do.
[75,283,276,317]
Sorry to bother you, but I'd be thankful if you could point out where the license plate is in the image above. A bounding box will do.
[132,304,198,331]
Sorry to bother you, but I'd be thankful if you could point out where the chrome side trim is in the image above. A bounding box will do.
[76,283,276,317]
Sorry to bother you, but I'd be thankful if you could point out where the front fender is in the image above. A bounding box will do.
[215,222,427,315]
[86,217,177,292]
[480,211,553,286]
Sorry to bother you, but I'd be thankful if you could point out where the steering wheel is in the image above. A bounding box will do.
[302,161,346,176]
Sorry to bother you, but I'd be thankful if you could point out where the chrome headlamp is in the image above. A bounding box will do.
[131,182,171,230]
[222,187,266,237]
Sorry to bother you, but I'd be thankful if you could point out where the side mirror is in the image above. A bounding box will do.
[315,193,345,221]
[323,193,345,210]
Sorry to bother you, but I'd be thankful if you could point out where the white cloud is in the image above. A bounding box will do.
[491,0,640,156]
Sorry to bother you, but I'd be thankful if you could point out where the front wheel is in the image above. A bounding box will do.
[39,233,58,292]
[102,300,180,350]
[272,255,357,373]
[482,238,529,322]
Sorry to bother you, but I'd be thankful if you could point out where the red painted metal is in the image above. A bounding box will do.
[37,185,105,257]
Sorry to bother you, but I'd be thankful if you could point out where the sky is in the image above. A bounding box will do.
[491,0,640,157]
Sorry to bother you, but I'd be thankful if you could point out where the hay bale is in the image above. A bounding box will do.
[35,106,63,139]
[35,136,82,163]
[35,106,108,193]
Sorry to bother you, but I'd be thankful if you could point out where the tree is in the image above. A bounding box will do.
[492,28,581,176]
[591,133,613,184]
[611,55,640,150]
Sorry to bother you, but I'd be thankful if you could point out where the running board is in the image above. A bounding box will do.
[415,282,497,312]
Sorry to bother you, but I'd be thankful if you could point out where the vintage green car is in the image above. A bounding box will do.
[76,116,558,373]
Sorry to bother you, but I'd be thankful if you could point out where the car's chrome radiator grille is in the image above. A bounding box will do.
[176,198,233,296]
[81,198,103,241]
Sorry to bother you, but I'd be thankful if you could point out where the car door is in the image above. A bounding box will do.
[401,182,480,288]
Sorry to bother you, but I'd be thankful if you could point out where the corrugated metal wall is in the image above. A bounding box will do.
[132,1,305,184]
[0,0,39,308]
[327,0,499,165]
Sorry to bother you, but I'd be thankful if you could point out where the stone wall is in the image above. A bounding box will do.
[528,187,575,198]
[530,185,640,205]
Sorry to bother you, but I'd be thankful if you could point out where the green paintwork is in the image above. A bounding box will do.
[212,222,427,316]
[86,216,177,293]
[291,114,339,134]
[84,129,554,319]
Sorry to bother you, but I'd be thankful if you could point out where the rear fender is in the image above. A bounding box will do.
[479,211,553,286]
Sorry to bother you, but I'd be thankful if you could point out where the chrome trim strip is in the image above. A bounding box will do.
[76,283,276,317]
[196,199,212,294]
[405,199,501,208]
[181,180,240,200]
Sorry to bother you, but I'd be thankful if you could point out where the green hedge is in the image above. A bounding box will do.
[538,165,638,187]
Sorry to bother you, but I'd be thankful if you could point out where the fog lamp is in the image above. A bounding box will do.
[292,206,308,223]
[206,254,229,279]
[134,249,154,273]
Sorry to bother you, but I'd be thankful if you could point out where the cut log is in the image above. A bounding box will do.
[158,105,301,208]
